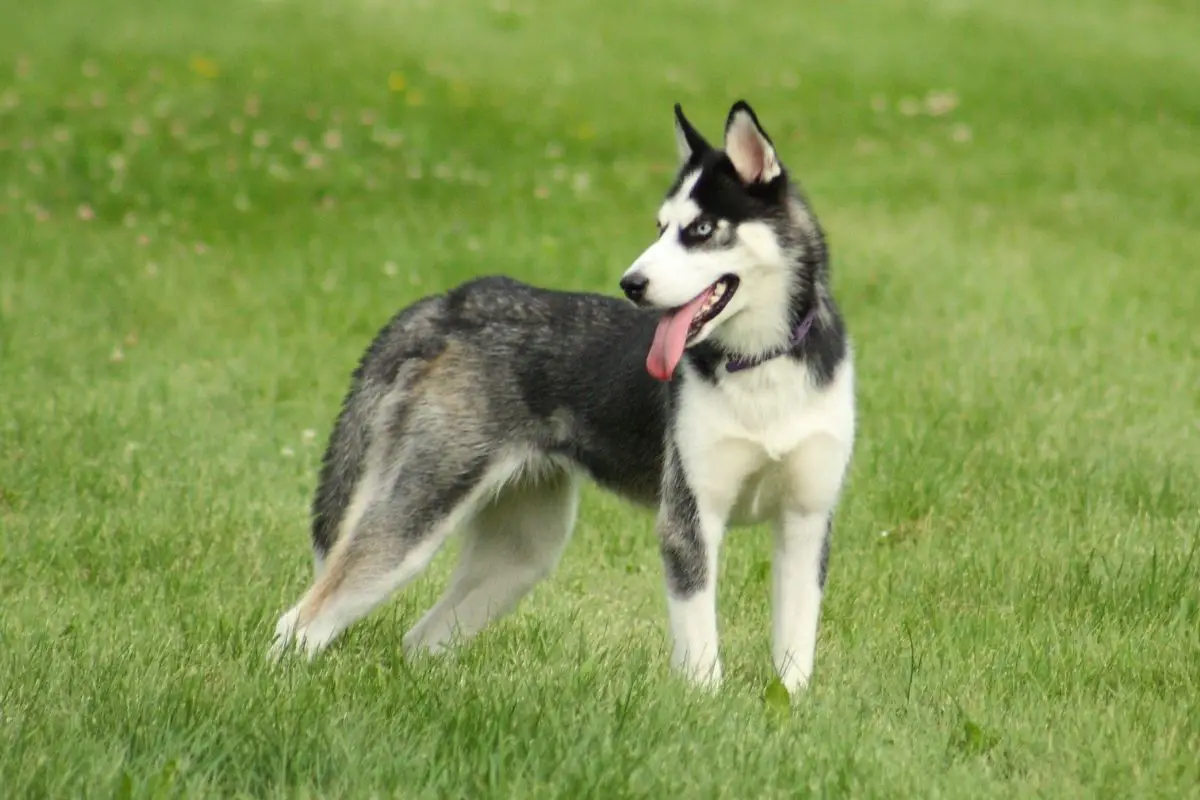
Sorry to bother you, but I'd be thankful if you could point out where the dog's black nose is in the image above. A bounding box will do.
[620,273,649,304]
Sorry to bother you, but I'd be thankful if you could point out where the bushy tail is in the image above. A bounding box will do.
[309,296,448,559]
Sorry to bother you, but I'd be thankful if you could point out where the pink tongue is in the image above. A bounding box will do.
[646,287,714,382]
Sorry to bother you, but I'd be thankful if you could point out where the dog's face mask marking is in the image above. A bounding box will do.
[619,101,791,381]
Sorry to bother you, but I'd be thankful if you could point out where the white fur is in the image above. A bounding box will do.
[773,510,828,690]
[402,472,579,654]
[665,586,723,689]
[656,170,702,229]
[706,221,795,356]
[668,354,855,691]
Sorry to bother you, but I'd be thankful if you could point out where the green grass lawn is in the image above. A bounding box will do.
[2,0,1198,795]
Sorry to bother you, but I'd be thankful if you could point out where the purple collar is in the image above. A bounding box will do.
[725,309,818,373]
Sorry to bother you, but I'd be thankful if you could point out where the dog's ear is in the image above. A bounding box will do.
[723,100,782,184]
[674,103,711,163]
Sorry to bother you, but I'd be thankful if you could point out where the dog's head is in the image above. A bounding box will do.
[621,100,822,382]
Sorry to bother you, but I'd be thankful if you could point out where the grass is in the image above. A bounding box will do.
[1,0,1198,795]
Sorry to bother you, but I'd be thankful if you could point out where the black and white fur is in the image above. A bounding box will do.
[269,101,855,695]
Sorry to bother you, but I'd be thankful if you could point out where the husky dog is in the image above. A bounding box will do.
[270,100,855,693]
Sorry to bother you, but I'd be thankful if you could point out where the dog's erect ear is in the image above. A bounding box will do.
[674,103,711,163]
[723,100,782,184]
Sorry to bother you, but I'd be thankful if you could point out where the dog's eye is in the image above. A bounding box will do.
[691,219,714,239]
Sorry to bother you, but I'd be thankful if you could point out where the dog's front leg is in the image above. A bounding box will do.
[773,433,850,693]
[772,509,830,693]
[657,444,728,691]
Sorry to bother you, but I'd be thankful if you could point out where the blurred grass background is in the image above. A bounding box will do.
[1,0,1197,796]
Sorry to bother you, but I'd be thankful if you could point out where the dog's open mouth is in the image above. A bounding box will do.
[684,276,738,344]
[646,275,739,382]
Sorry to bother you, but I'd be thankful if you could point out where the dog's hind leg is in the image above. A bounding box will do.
[269,451,501,660]
[402,468,580,655]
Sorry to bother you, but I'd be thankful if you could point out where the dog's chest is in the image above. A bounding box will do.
[675,359,854,525]
[687,361,822,456]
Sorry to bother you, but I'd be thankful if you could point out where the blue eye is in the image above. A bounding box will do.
[694,220,714,237]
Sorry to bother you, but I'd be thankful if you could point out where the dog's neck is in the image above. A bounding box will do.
[725,307,819,373]
[687,290,822,379]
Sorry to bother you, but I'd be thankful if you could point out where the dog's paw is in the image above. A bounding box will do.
[775,656,813,695]
[675,657,723,693]
[266,607,301,663]
[695,664,724,694]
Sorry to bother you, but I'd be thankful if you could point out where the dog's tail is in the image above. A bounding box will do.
[309,296,448,563]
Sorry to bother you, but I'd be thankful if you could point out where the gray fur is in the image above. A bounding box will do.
[657,442,707,597]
